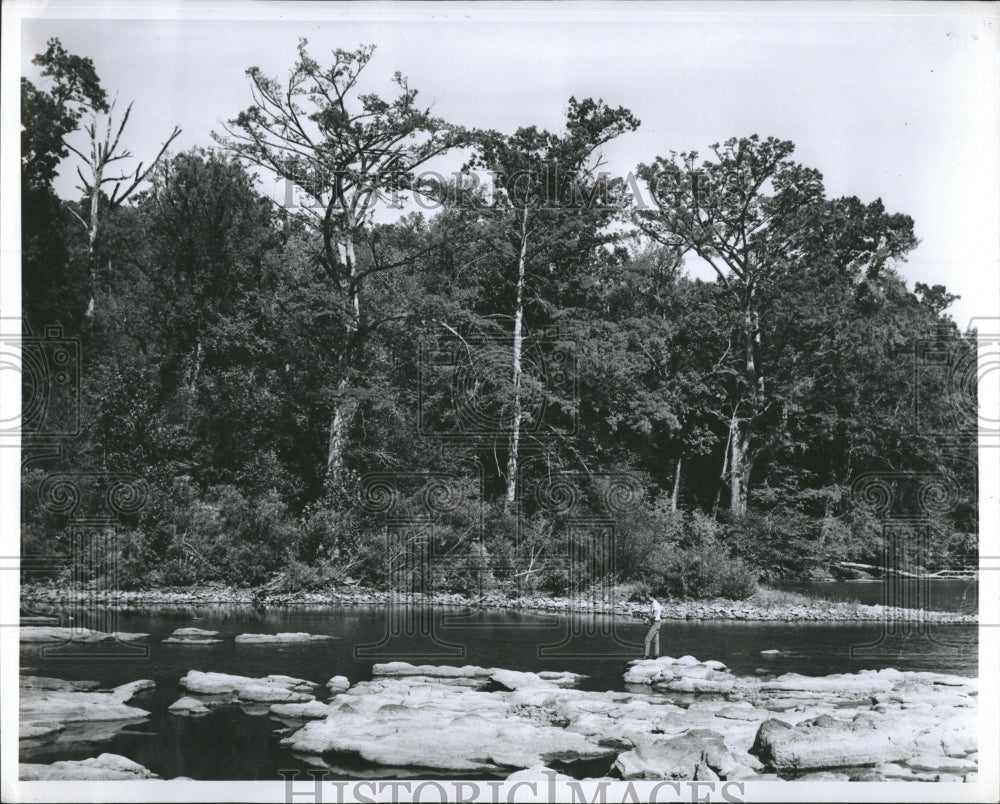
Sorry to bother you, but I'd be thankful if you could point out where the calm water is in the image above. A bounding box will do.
[775,577,978,614]
[20,581,978,780]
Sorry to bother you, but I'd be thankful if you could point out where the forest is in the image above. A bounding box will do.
[19,38,978,600]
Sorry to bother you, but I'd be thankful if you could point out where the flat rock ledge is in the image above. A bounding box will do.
[179,669,319,705]
[20,753,160,780]
[163,627,223,645]
[20,626,149,643]
[274,659,976,782]
[372,662,588,689]
[234,632,337,643]
[19,677,155,753]
[281,674,613,773]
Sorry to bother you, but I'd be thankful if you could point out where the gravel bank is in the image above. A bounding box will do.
[20,583,977,623]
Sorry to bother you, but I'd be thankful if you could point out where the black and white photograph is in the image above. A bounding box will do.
[2,2,998,802]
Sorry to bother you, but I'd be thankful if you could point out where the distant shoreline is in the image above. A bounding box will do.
[19,583,978,624]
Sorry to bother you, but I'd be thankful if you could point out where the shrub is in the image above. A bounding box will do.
[143,483,298,587]
[725,510,833,580]
[150,558,199,587]
[645,541,757,600]
[615,496,686,579]
[715,560,758,600]
[113,529,155,590]
[272,558,348,592]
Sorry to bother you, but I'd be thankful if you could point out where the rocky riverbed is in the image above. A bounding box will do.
[19,656,978,782]
[19,582,977,623]
[280,659,977,782]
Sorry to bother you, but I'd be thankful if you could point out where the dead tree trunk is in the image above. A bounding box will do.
[66,103,180,320]
[326,229,361,489]
[729,418,751,516]
[670,456,682,511]
[728,303,762,516]
[84,169,101,318]
[505,207,529,509]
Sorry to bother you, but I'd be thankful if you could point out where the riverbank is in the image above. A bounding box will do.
[19,582,977,623]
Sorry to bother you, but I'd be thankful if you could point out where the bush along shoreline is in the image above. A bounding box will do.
[19,582,977,624]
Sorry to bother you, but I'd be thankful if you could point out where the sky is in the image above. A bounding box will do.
[7,1,1000,328]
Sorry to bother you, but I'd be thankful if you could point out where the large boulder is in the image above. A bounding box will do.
[623,657,678,685]
[491,669,587,691]
[112,679,155,701]
[20,723,65,741]
[270,700,332,721]
[751,715,915,771]
[238,682,315,703]
[326,675,351,694]
[369,662,588,691]
[505,765,574,782]
[20,753,159,780]
[613,730,741,780]
[624,656,733,691]
[760,671,896,696]
[903,754,978,774]
[372,662,495,680]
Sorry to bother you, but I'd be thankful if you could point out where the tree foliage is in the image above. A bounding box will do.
[21,41,977,597]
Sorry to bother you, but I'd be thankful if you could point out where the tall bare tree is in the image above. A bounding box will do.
[467,98,639,507]
[66,98,181,318]
[216,40,463,488]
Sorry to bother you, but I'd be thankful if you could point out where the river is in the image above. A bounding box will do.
[19,580,978,780]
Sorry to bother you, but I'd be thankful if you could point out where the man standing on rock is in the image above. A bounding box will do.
[643,593,663,659]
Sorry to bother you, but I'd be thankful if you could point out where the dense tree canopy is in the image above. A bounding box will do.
[21,40,977,595]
